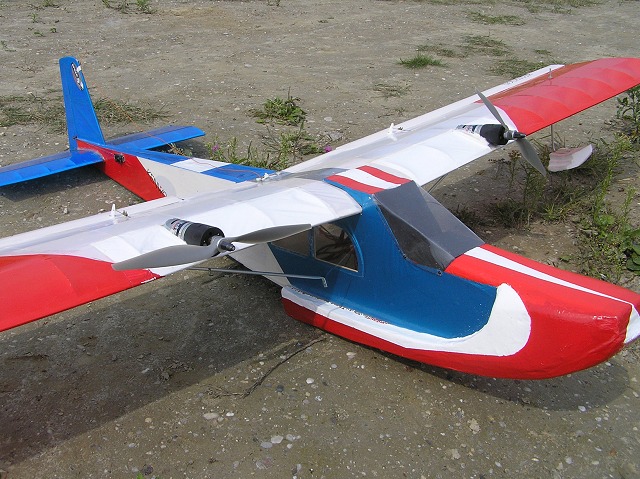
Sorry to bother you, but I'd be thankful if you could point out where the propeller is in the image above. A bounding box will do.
[476,90,547,176]
[112,223,311,271]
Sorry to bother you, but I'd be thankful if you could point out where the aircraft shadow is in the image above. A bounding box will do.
[372,347,631,412]
[0,166,109,202]
[0,268,319,466]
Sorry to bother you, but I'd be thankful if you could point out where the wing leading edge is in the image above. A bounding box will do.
[0,176,361,332]
[287,58,640,187]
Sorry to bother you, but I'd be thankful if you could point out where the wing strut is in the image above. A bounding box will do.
[189,266,328,287]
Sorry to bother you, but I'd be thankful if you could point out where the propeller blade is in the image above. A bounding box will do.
[112,223,311,271]
[476,89,508,128]
[227,223,311,244]
[517,138,547,176]
[112,244,217,271]
[477,89,547,176]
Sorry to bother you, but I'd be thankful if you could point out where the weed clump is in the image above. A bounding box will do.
[616,85,640,142]
[398,54,446,69]
[211,93,332,170]
[487,132,640,281]
[252,94,306,126]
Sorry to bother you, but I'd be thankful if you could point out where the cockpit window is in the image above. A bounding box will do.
[271,230,310,257]
[375,182,483,270]
[314,224,358,271]
[271,223,359,272]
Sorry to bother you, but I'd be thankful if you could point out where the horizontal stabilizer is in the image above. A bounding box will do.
[0,150,103,187]
[106,125,205,150]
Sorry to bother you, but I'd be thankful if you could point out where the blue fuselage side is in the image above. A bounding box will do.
[269,182,497,339]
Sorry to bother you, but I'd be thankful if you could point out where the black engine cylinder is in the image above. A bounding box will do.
[164,218,224,246]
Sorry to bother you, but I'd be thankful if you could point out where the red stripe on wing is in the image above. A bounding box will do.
[357,165,410,185]
[0,254,158,332]
[325,175,384,194]
[488,58,640,135]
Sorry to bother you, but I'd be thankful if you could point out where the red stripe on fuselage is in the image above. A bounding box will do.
[441,245,639,377]
[282,243,639,378]
[76,140,165,201]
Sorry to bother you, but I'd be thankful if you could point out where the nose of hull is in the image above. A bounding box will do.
[445,244,640,378]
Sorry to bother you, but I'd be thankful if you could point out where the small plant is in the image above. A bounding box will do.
[262,125,326,163]
[398,54,446,69]
[573,135,639,279]
[208,126,328,171]
[515,0,599,14]
[93,97,168,123]
[489,129,639,280]
[1,40,16,52]
[208,137,266,167]
[136,0,154,13]
[490,149,550,226]
[102,0,130,13]
[578,186,640,281]
[626,240,640,273]
[252,93,306,126]
[616,86,640,142]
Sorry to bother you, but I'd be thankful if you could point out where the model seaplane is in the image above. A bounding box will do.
[2,56,640,379]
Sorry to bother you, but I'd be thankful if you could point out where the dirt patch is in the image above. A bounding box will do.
[1,1,639,478]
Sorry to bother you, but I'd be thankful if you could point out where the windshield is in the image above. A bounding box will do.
[375,182,483,270]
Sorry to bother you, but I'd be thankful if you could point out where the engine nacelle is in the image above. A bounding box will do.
[164,218,224,246]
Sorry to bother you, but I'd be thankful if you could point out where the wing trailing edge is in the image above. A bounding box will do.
[0,150,103,187]
[0,254,159,331]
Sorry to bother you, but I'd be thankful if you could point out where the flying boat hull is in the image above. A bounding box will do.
[268,180,640,379]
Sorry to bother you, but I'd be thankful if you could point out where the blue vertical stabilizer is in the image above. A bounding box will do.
[59,56,105,150]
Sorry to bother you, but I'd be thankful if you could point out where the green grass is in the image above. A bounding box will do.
[102,0,154,13]
[418,0,498,4]
[207,125,329,172]
[210,92,332,171]
[252,94,306,126]
[0,93,168,131]
[467,11,525,25]
[616,85,640,142]
[262,126,326,163]
[514,0,599,13]
[0,40,15,52]
[417,43,467,58]
[487,131,640,280]
[398,54,446,69]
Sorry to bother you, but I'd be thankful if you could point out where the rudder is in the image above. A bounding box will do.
[59,56,105,150]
